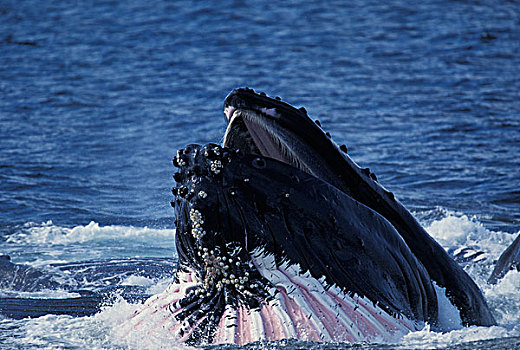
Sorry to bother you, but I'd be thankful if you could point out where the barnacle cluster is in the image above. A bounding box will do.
[172,144,232,197]
[197,245,260,297]
[189,208,206,239]
[210,159,222,174]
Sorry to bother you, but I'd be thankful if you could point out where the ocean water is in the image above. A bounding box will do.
[1,0,519,349]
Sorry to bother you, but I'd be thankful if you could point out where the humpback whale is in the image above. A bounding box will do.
[120,88,501,346]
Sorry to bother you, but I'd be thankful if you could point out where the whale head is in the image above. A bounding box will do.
[161,88,495,345]
[170,141,436,344]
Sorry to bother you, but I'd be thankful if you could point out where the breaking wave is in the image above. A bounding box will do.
[6,220,174,245]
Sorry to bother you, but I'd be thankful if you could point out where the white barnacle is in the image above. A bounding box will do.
[176,156,186,167]
[198,191,208,199]
[190,222,206,238]
[244,178,250,182]
[210,160,223,174]
[189,209,203,225]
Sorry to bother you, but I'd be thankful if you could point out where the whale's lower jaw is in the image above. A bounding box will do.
[119,249,419,346]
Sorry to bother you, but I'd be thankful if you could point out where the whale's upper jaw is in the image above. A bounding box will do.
[222,88,344,189]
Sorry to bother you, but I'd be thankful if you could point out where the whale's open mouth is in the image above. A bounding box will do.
[223,89,324,184]
[224,109,300,168]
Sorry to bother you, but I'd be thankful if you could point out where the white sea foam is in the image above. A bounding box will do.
[422,210,520,326]
[392,210,520,347]
[402,324,519,349]
[102,298,197,350]
[145,277,172,295]
[120,275,172,294]
[7,220,174,245]
[120,275,156,287]
[425,210,516,259]
[0,289,81,299]
[433,283,463,332]
[0,298,193,350]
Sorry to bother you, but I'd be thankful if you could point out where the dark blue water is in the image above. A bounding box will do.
[1,0,519,349]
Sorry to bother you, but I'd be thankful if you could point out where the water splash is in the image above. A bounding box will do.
[6,221,174,245]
